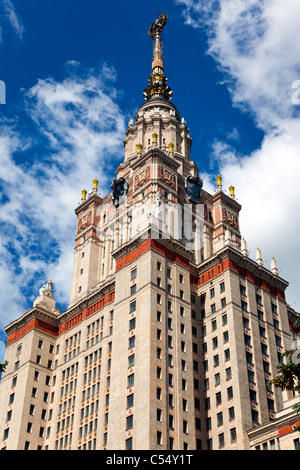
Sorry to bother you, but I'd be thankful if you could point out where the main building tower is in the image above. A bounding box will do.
[0,15,298,451]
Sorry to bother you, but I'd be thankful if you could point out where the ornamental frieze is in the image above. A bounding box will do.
[77,210,92,233]
[134,165,151,191]
[222,207,239,229]
[158,164,176,189]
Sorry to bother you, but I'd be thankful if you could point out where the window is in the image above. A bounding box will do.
[157,408,162,421]
[220,281,225,293]
[210,288,215,298]
[127,393,134,408]
[128,354,135,368]
[222,314,227,325]
[221,298,226,308]
[211,304,216,314]
[126,437,133,450]
[212,337,218,349]
[216,391,222,405]
[240,284,246,295]
[224,349,230,361]
[271,303,277,314]
[131,268,137,280]
[213,355,219,367]
[129,318,136,331]
[129,300,136,313]
[211,319,217,331]
[229,406,235,420]
[157,261,162,271]
[157,431,162,445]
[183,420,188,434]
[126,415,133,430]
[259,326,266,337]
[218,433,225,447]
[128,336,135,349]
[223,331,229,343]
[130,284,136,296]
[217,412,223,426]
[127,374,134,387]
[244,334,251,346]
[294,438,300,450]
[230,428,237,442]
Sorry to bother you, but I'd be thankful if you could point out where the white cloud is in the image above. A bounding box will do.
[2,0,25,40]
[0,63,125,331]
[177,0,300,309]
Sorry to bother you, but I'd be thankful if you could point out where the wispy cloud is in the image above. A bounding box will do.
[1,0,25,40]
[178,0,300,309]
[0,62,125,336]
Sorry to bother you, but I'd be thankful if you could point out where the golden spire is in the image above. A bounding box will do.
[143,13,173,101]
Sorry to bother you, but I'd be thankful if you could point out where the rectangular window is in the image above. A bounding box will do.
[127,374,134,387]
[126,415,133,430]
[128,354,135,368]
[131,268,137,280]
[130,284,136,296]
[129,318,136,331]
[126,437,133,450]
[129,300,136,313]
[128,336,135,349]
[127,393,134,408]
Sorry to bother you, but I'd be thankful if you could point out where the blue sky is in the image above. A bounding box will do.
[1,0,300,360]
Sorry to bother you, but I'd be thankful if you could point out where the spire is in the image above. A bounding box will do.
[271,255,279,275]
[241,236,249,257]
[143,13,173,101]
[256,245,264,266]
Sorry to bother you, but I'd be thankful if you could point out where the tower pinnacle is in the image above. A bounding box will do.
[143,13,173,101]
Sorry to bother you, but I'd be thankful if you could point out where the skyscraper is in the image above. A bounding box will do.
[0,14,299,451]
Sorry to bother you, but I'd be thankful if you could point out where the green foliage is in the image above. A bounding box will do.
[268,350,300,392]
[0,360,8,373]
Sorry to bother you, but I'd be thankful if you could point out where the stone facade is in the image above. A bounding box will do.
[0,17,299,451]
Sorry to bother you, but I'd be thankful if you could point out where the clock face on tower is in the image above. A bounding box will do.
[185,176,203,203]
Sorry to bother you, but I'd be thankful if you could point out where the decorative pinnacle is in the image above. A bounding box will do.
[143,13,173,101]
